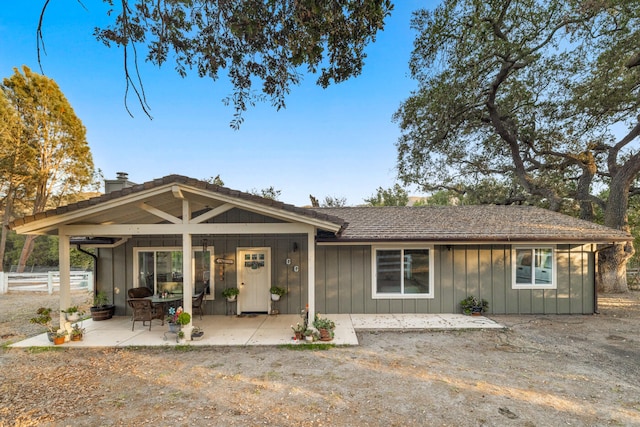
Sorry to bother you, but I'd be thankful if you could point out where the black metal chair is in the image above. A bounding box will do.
[128,298,164,331]
[192,290,206,319]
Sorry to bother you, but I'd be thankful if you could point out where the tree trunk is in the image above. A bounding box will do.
[16,235,36,273]
[597,243,633,293]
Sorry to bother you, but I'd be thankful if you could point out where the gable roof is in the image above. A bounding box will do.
[10,175,346,235]
[314,205,631,243]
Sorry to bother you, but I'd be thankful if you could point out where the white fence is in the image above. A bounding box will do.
[0,271,94,294]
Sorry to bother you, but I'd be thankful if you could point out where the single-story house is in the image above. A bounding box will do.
[10,174,631,330]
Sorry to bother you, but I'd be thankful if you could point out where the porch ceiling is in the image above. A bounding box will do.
[10,176,345,236]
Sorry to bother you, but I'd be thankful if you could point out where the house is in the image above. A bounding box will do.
[10,174,631,330]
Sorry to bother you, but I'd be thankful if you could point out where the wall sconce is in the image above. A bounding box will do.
[202,239,208,252]
[446,245,452,251]
[293,242,298,252]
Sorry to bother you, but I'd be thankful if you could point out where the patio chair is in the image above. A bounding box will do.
[192,290,206,319]
[127,287,153,298]
[128,298,164,331]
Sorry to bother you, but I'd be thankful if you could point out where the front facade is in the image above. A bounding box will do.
[10,175,631,328]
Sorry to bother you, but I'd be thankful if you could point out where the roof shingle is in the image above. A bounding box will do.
[312,206,631,243]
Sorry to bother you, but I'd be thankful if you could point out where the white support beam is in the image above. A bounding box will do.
[183,199,190,224]
[182,233,193,337]
[138,202,181,224]
[62,222,315,236]
[172,185,185,199]
[191,203,234,224]
[58,228,71,338]
[307,228,316,326]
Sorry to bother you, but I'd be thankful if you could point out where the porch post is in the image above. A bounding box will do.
[58,228,71,337]
[307,227,316,325]
[182,232,193,334]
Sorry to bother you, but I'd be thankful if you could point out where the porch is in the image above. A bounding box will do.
[11,313,503,348]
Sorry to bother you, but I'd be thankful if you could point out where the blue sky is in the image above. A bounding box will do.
[1,1,431,206]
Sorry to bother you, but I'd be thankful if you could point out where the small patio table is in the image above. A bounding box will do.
[145,294,183,312]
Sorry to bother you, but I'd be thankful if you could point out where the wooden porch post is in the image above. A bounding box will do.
[58,228,71,337]
[182,232,193,338]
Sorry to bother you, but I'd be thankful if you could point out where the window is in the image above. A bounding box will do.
[134,247,213,296]
[513,246,556,289]
[372,246,433,298]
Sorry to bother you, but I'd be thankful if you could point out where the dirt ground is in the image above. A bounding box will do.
[0,292,638,427]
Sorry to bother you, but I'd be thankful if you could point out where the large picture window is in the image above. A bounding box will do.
[513,246,556,289]
[134,247,213,296]
[372,246,434,298]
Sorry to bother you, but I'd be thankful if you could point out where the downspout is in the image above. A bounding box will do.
[77,245,98,298]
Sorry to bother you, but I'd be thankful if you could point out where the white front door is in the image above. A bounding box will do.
[237,248,271,313]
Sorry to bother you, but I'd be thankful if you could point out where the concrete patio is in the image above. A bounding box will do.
[11,313,504,348]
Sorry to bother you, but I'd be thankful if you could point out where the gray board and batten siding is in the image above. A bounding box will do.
[97,233,309,317]
[315,244,595,315]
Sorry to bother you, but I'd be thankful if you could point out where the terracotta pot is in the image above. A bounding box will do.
[294,331,303,340]
[318,328,333,342]
[53,336,65,345]
[71,334,82,341]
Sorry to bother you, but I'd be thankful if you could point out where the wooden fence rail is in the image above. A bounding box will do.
[0,272,94,294]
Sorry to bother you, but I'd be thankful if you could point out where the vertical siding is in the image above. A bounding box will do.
[99,236,596,316]
[315,243,595,315]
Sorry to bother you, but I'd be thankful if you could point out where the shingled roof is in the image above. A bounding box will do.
[9,175,345,232]
[313,205,631,243]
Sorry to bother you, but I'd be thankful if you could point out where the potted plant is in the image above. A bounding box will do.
[460,296,489,315]
[191,326,204,341]
[313,314,335,341]
[52,329,67,345]
[62,306,84,322]
[269,286,286,301]
[291,322,306,341]
[90,291,115,321]
[222,287,239,302]
[30,307,55,342]
[70,324,85,341]
[167,306,191,332]
[304,328,315,342]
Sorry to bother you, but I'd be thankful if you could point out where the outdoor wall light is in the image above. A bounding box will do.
[293,242,298,252]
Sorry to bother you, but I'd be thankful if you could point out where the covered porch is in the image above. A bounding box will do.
[10,313,503,348]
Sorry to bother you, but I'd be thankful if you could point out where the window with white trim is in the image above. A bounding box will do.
[372,246,434,298]
[512,246,556,289]
[134,247,214,296]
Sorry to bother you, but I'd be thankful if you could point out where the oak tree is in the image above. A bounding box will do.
[394,0,640,292]
[40,0,393,127]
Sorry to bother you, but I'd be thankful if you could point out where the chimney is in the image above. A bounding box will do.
[104,172,136,194]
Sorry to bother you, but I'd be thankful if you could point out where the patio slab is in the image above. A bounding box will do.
[10,313,503,348]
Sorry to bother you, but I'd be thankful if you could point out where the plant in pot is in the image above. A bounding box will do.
[460,296,489,315]
[269,286,286,301]
[52,329,68,345]
[313,314,335,341]
[90,291,115,321]
[62,306,84,322]
[303,328,315,342]
[291,322,306,341]
[70,323,85,341]
[167,306,191,333]
[222,287,239,302]
[177,330,186,344]
[191,326,204,340]
[30,307,55,342]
